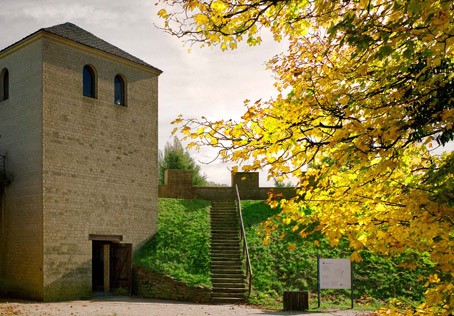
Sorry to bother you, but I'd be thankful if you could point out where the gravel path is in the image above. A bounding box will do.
[0,296,373,316]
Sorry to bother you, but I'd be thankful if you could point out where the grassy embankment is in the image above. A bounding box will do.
[134,198,211,287]
[134,198,434,310]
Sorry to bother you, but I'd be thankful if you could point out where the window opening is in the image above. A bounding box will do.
[114,75,126,106]
[83,65,96,98]
[0,68,9,101]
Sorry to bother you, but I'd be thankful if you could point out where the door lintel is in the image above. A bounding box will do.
[89,234,123,242]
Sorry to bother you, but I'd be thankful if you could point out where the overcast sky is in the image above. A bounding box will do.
[0,0,288,185]
[1,0,451,186]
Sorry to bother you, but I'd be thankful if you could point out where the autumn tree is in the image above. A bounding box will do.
[159,137,207,186]
[157,0,453,314]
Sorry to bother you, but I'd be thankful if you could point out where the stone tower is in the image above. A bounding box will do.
[0,22,161,300]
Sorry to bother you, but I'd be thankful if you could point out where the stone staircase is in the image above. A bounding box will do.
[210,201,246,304]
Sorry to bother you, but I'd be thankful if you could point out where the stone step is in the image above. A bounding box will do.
[211,265,243,270]
[210,209,238,217]
[211,224,237,227]
[211,229,238,233]
[211,257,242,262]
[210,212,237,216]
[211,231,239,235]
[211,244,241,249]
[210,200,246,304]
[211,246,241,252]
[211,237,240,242]
[210,222,238,226]
[211,297,245,304]
[211,203,236,209]
[211,203,236,207]
[210,237,240,241]
[211,260,241,264]
[211,211,237,214]
[211,254,241,259]
[211,241,239,245]
[211,220,236,223]
[211,230,238,234]
[211,233,240,239]
[211,251,241,255]
[211,253,241,258]
[212,282,246,288]
[211,253,241,257]
[212,275,245,280]
[211,206,237,210]
[211,271,243,277]
[211,221,237,224]
[212,273,245,279]
[211,243,240,247]
[211,260,241,265]
[211,225,237,229]
[211,218,237,221]
[210,265,243,275]
[212,278,245,284]
[211,240,240,246]
[211,238,239,243]
[211,207,237,211]
[212,288,247,294]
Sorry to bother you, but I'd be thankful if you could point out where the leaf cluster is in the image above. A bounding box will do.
[157,0,454,313]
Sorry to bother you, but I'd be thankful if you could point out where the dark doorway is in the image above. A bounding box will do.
[92,241,132,294]
[92,241,106,292]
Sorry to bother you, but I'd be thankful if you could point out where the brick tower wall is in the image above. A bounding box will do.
[0,39,45,300]
[40,38,159,300]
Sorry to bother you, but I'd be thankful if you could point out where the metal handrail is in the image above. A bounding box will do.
[235,184,253,299]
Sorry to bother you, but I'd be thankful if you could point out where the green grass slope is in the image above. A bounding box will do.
[241,200,435,309]
[134,198,434,310]
[133,198,211,287]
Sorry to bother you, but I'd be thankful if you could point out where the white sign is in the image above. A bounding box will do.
[319,258,351,289]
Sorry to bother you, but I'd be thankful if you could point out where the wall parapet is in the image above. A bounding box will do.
[158,170,296,200]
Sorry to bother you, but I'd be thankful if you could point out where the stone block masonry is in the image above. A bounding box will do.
[133,266,211,303]
[40,38,158,300]
[0,39,45,300]
[158,170,297,201]
[0,24,160,301]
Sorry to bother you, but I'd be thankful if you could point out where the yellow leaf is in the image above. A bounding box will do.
[350,251,362,262]
[157,9,168,18]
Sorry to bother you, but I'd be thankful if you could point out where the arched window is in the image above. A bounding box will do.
[0,68,9,101]
[114,74,126,106]
[83,65,96,98]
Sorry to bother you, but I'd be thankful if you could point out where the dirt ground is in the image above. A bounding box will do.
[0,296,373,316]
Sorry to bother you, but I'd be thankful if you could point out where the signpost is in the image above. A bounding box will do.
[317,257,353,308]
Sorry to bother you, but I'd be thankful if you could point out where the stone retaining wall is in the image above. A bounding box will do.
[159,170,297,201]
[132,266,211,303]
